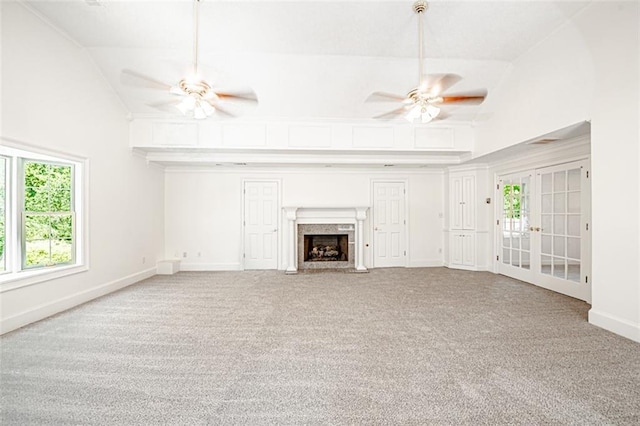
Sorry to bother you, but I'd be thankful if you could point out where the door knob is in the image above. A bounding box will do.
[272,229,278,232]
[535,227,541,232]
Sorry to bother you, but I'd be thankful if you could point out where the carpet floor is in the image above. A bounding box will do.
[1,268,639,425]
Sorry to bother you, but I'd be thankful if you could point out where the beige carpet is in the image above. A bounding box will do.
[1,268,639,425]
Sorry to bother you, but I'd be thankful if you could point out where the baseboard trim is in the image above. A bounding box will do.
[180,262,242,271]
[446,264,488,272]
[589,309,640,343]
[0,267,157,335]
[408,260,444,268]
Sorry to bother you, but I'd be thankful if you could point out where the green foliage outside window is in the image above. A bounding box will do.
[23,162,73,268]
[503,184,521,219]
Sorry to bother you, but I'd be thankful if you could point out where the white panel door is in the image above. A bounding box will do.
[373,181,406,268]
[243,181,279,270]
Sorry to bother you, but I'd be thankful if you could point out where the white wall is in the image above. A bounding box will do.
[0,2,165,333]
[474,2,640,342]
[165,169,444,271]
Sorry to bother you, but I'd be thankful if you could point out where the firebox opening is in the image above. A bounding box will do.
[304,234,348,262]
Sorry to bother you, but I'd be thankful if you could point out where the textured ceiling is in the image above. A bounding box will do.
[21,0,591,122]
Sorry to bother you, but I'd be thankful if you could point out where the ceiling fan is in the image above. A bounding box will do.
[366,1,487,123]
[120,0,257,119]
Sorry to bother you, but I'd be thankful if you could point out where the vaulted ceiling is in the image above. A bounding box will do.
[23,0,590,125]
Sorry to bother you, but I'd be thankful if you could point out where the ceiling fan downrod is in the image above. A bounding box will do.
[414,1,428,90]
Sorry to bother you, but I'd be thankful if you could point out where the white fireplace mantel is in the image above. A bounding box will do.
[283,207,368,273]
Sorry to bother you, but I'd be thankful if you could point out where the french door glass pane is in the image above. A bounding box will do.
[541,174,552,193]
[553,215,565,234]
[542,235,552,254]
[554,236,566,257]
[568,192,581,213]
[567,237,580,259]
[567,215,580,236]
[522,251,530,269]
[541,255,552,275]
[554,171,566,191]
[568,169,581,190]
[554,193,566,213]
[553,258,566,279]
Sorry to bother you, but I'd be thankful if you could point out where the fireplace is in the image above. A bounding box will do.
[297,223,355,270]
[304,234,349,262]
[284,207,368,273]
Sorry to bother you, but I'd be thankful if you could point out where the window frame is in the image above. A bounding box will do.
[0,142,87,291]
[19,158,77,270]
[0,155,8,275]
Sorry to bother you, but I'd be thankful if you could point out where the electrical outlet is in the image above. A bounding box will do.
[142,256,146,264]
[438,248,442,254]
[183,252,187,258]
[197,252,201,257]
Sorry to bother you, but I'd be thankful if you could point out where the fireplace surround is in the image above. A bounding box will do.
[283,207,368,273]
[298,225,354,270]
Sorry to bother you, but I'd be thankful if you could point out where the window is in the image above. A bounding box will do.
[0,144,85,287]
[22,160,74,269]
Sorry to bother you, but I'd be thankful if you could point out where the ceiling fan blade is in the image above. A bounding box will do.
[121,69,174,91]
[146,99,184,113]
[373,106,409,120]
[439,90,488,105]
[203,99,237,117]
[213,89,258,103]
[366,91,408,103]
[433,110,451,120]
[421,74,462,95]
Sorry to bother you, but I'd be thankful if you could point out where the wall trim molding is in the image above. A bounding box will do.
[0,268,157,335]
[408,260,444,268]
[180,262,243,271]
[589,309,640,343]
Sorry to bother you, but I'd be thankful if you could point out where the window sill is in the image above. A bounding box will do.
[0,264,88,293]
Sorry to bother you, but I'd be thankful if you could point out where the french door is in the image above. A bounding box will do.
[498,160,590,302]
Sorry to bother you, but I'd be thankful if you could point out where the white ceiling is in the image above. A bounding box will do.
[22,0,591,123]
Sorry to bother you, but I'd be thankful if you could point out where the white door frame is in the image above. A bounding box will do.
[370,179,409,268]
[241,179,282,270]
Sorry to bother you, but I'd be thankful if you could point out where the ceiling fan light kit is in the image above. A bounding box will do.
[366,1,487,124]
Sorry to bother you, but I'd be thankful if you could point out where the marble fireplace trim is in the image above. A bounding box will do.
[283,207,368,274]
[297,224,355,270]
